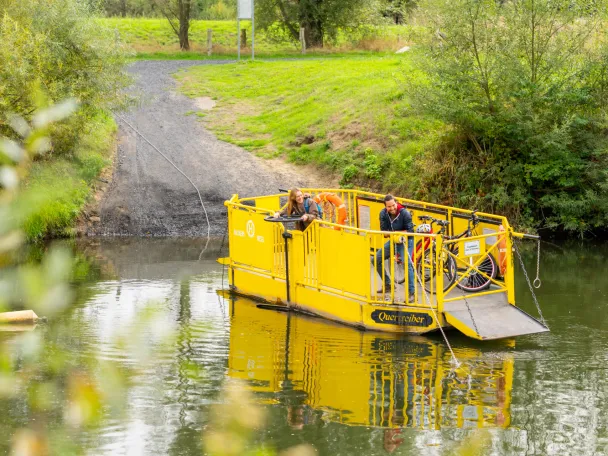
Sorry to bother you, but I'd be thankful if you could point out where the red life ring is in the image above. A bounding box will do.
[498,224,507,276]
[313,192,348,229]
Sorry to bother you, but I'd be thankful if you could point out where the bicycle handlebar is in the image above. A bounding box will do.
[418,215,450,227]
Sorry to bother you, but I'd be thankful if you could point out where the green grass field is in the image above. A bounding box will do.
[98,18,423,59]
[18,113,116,241]
[175,55,442,192]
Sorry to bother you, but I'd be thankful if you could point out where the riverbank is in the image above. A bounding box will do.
[175,55,441,195]
[90,60,332,238]
[19,112,117,241]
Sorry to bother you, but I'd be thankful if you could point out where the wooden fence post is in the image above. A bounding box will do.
[299,27,306,54]
[207,29,212,56]
[241,29,247,49]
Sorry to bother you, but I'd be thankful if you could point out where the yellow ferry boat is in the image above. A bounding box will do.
[219,188,549,340]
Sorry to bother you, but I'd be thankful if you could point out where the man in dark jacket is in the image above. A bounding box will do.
[375,194,415,300]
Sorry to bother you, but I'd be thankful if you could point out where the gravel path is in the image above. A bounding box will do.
[91,60,326,237]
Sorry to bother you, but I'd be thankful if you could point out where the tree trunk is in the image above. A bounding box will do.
[121,0,127,17]
[178,0,191,51]
[303,21,323,48]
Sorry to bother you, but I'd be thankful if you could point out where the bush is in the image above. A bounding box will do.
[0,0,131,156]
[409,0,608,235]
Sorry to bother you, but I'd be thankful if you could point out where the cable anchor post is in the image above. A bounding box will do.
[533,239,542,288]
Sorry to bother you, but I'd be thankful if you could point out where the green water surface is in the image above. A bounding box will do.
[1,238,606,455]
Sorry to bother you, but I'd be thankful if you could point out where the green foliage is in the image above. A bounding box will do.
[101,0,236,20]
[340,164,359,185]
[201,0,236,20]
[363,148,384,180]
[408,0,608,234]
[379,0,417,24]
[255,0,384,47]
[20,113,116,241]
[0,0,131,156]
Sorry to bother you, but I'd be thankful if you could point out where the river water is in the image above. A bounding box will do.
[2,238,607,455]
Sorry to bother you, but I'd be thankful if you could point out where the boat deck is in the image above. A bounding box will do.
[375,278,549,340]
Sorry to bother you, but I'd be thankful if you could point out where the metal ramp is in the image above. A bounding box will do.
[443,292,549,340]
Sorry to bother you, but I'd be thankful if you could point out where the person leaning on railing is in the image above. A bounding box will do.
[274,187,319,231]
[375,194,415,301]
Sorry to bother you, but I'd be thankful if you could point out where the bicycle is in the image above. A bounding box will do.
[412,215,457,293]
[447,211,498,292]
[413,211,498,293]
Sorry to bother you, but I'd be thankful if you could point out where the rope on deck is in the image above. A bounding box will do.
[407,254,461,368]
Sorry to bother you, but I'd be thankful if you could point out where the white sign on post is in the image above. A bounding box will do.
[463,240,481,256]
[238,0,252,19]
[237,0,254,60]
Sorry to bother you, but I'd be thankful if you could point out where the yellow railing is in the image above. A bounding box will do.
[225,190,518,310]
[441,231,510,306]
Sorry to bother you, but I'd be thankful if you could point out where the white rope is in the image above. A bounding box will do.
[114,113,211,252]
[406,241,461,368]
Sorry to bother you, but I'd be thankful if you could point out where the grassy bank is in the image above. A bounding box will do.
[175,55,441,192]
[98,18,422,58]
[18,113,117,241]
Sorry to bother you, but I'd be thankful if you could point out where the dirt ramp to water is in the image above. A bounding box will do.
[90,60,328,237]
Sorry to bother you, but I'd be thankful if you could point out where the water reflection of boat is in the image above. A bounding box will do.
[227,294,513,430]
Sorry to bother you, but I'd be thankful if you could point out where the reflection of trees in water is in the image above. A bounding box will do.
[515,242,608,327]
[166,278,232,455]
[169,278,201,455]
[513,360,608,455]
[510,243,608,455]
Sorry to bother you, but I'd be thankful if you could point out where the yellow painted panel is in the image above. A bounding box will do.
[232,268,287,303]
[367,200,385,231]
[254,195,282,212]
[318,228,368,297]
[294,286,365,326]
[230,209,277,271]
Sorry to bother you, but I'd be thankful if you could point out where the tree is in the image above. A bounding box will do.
[154,0,193,50]
[380,0,416,24]
[407,0,608,234]
[256,0,380,48]
[0,0,131,155]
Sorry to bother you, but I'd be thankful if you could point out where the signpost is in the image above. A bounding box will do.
[237,0,255,60]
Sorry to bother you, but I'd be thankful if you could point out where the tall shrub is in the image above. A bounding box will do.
[0,0,131,156]
[408,0,608,234]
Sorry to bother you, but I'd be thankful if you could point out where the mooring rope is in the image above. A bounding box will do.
[405,242,461,368]
[513,240,548,327]
[114,113,211,251]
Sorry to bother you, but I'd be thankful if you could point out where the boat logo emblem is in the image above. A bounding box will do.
[246,220,255,238]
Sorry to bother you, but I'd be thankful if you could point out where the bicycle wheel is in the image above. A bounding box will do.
[418,247,457,293]
[455,251,498,292]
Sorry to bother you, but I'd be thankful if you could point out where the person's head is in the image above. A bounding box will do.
[287,405,305,430]
[384,194,398,216]
[287,187,304,214]
[383,429,404,453]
